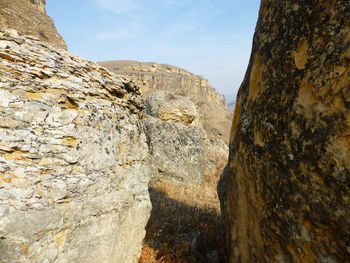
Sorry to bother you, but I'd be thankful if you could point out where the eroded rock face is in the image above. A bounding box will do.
[220,1,350,262]
[99,60,232,144]
[99,60,226,106]
[0,0,66,49]
[145,91,202,126]
[144,92,228,184]
[0,29,151,263]
[28,0,46,13]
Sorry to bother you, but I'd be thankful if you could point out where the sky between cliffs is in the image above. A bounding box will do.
[47,0,260,102]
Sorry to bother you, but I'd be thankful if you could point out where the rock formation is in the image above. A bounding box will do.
[145,91,203,127]
[99,60,232,144]
[0,0,67,49]
[145,91,227,184]
[220,1,350,262]
[0,29,150,263]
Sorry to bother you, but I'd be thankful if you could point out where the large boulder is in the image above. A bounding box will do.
[144,92,227,184]
[0,29,150,263]
[145,91,202,126]
[219,1,350,262]
[0,0,67,49]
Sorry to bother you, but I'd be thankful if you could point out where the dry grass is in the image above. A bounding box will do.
[139,157,227,263]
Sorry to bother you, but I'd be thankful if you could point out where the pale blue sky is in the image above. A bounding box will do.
[46,0,260,102]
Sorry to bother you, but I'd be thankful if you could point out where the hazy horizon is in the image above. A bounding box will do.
[47,0,260,102]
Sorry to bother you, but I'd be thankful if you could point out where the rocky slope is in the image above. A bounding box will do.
[0,0,67,49]
[220,1,350,262]
[0,29,150,263]
[99,60,232,144]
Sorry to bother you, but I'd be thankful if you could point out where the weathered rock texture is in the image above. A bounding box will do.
[220,1,350,262]
[99,60,232,144]
[0,0,67,50]
[0,29,150,263]
[145,91,203,127]
[144,91,228,184]
[99,60,226,106]
[145,117,227,184]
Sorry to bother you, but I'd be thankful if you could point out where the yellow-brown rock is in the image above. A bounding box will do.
[219,1,350,262]
[0,0,67,49]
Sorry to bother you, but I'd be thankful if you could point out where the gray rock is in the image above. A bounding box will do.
[0,29,151,263]
[145,116,227,184]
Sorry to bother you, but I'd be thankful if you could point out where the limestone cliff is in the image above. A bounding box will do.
[0,29,150,263]
[220,1,350,262]
[0,0,67,49]
[99,60,232,144]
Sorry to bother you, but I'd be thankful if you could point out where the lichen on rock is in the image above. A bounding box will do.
[0,29,150,263]
[219,1,350,262]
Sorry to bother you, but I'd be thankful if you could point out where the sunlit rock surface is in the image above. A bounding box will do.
[0,0,66,49]
[144,91,227,184]
[99,60,232,144]
[145,91,203,127]
[100,62,230,184]
[0,29,151,263]
[220,1,350,262]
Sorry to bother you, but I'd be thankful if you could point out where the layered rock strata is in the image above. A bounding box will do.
[0,29,150,263]
[99,60,232,144]
[0,0,67,49]
[220,1,350,262]
[100,60,226,107]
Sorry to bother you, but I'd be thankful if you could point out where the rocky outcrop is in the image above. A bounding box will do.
[145,91,202,127]
[0,29,150,263]
[99,60,226,107]
[99,60,232,144]
[0,0,67,49]
[220,1,350,262]
[144,92,227,184]
[28,0,46,13]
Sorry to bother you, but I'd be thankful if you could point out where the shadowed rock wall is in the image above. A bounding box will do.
[220,0,350,262]
[0,29,150,263]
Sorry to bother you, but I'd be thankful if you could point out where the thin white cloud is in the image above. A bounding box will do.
[95,23,142,40]
[94,0,139,14]
[94,0,211,14]
[152,45,194,57]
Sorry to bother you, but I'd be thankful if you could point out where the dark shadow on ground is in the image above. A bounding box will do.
[139,186,227,263]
